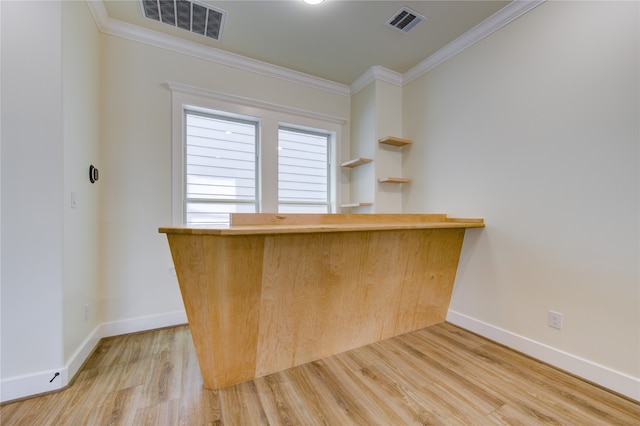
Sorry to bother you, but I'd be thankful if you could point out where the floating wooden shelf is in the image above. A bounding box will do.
[379,136,412,147]
[378,177,412,184]
[340,203,373,208]
[341,158,373,168]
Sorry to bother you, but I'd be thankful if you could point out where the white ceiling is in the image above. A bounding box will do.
[101,0,512,86]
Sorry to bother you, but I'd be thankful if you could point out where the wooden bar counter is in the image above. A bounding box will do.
[159,214,484,389]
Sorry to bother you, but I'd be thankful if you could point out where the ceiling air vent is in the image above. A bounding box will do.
[386,7,425,33]
[141,0,226,41]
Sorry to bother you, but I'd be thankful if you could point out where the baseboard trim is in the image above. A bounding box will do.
[0,368,68,404]
[66,324,102,381]
[447,310,640,402]
[99,310,188,338]
[1,310,188,403]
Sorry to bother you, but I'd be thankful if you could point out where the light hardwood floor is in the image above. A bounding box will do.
[2,322,638,425]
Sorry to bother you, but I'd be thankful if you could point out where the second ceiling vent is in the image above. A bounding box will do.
[386,7,425,33]
[141,0,226,41]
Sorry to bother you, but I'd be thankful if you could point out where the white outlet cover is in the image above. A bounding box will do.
[548,310,563,330]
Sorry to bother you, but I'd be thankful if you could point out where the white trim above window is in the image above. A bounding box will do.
[167,81,347,125]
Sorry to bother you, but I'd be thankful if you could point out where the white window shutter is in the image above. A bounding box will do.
[278,127,330,213]
[185,111,258,224]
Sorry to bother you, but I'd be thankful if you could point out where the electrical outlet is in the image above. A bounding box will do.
[84,304,90,322]
[548,310,563,330]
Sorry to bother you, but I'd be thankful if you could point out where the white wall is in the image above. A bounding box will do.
[1,1,103,402]
[403,1,639,399]
[62,0,102,371]
[348,80,404,213]
[99,34,350,326]
[375,80,403,213]
[349,83,376,212]
[1,0,65,399]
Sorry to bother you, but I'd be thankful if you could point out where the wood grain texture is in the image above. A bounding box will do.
[378,177,412,183]
[379,136,413,147]
[229,213,452,226]
[340,202,374,208]
[159,217,484,236]
[3,323,638,425]
[341,157,373,168]
[165,222,470,389]
[167,234,265,388]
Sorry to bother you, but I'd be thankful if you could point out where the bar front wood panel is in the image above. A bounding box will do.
[162,215,482,390]
[167,234,265,389]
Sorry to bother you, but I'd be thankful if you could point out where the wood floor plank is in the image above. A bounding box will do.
[2,323,638,425]
[356,362,439,425]
[253,372,322,426]
[282,364,354,425]
[412,325,638,425]
[177,392,222,426]
[307,357,405,425]
[349,339,490,425]
[366,360,460,425]
[323,355,416,424]
[393,335,506,415]
[218,380,269,425]
[476,342,640,425]
[404,327,585,425]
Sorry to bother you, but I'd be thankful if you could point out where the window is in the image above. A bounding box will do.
[278,127,330,213]
[169,81,345,225]
[184,111,258,225]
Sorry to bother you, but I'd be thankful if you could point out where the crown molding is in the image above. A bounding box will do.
[86,0,109,32]
[403,0,545,85]
[350,66,403,95]
[85,1,350,97]
[86,1,543,97]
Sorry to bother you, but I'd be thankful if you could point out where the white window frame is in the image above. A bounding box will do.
[168,81,345,224]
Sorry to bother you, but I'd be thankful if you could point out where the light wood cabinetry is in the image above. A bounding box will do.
[160,213,484,390]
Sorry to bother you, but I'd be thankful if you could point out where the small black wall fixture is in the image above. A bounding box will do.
[89,165,99,184]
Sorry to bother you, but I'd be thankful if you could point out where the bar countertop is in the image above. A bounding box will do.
[159,213,485,236]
